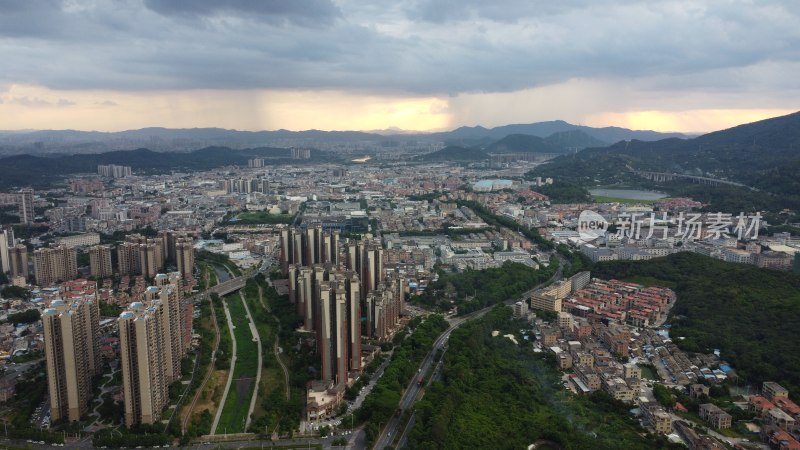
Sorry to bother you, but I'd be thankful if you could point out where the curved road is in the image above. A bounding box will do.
[258,283,291,400]
[240,291,263,431]
[371,308,491,450]
[210,300,237,435]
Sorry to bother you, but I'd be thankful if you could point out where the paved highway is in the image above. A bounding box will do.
[371,309,490,450]
[372,257,564,450]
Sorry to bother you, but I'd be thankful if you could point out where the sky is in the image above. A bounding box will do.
[0,0,799,133]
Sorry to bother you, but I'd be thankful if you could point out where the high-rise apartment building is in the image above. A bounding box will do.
[33,246,78,286]
[117,234,164,278]
[18,188,34,225]
[290,148,312,159]
[89,245,113,278]
[119,273,186,426]
[150,273,186,382]
[8,244,28,279]
[365,274,404,340]
[345,240,382,300]
[0,229,9,274]
[281,227,408,393]
[42,286,100,422]
[97,164,131,178]
[119,302,168,426]
[279,225,339,273]
[288,262,361,384]
[175,238,195,278]
[315,271,361,385]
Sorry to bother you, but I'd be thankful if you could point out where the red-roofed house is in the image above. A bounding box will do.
[769,430,800,450]
[750,395,777,416]
[774,397,800,418]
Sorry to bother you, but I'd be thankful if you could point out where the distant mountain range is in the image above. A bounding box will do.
[0,146,329,189]
[531,110,800,212]
[427,120,687,143]
[421,129,609,161]
[0,120,688,156]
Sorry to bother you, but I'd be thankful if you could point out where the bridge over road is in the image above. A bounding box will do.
[632,170,757,190]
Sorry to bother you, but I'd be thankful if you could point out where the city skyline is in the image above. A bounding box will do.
[1,1,799,133]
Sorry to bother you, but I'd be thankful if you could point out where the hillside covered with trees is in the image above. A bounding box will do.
[528,111,800,214]
[409,307,682,449]
[593,252,800,398]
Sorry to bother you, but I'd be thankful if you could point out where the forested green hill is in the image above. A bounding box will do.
[593,252,800,398]
[409,307,682,449]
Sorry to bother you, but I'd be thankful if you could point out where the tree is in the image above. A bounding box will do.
[7,309,40,324]
[2,286,31,300]
[653,384,676,408]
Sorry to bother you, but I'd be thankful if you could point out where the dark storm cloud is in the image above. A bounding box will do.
[0,0,799,99]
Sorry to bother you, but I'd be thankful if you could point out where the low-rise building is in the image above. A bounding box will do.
[603,377,636,402]
[699,403,732,429]
[764,381,789,399]
[575,365,601,391]
[766,407,796,430]
[513,300,529,319]
[642,403,672,434]
[689,383,710,399]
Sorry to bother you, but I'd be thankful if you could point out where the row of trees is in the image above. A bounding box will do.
[355,315,449,445]
[414,261,556,314]
[455,200,554,251]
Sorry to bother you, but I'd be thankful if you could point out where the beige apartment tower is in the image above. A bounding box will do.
[8,244,28,279]
[89,245,113,278]
[117,234,165,278]
[119,273,186,426]
[33,246,77,286]
[175,238,194,278]
[119,303,168,426]
[42,294,100,422]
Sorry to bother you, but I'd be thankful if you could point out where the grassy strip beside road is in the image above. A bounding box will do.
[249,275,308,436]
[239,277,291,435]
[181,295,220,439]
[217,293,260,433]
[353,314,449,445]
[187,294,233,436]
